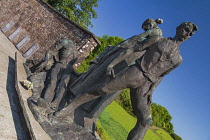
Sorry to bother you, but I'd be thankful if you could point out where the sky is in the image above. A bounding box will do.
[90,0,210,140]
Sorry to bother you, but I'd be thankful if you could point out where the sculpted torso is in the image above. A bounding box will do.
[140,37,182,82]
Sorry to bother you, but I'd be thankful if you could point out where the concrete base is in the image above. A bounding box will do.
[0,31,50,140]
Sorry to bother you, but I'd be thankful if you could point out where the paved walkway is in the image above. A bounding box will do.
[0,31,28,140]
[0,31,50,140]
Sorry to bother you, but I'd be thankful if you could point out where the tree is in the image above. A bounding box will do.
[76,35,124,73]
[46,0,101,29]
[150,103,174,134]
[171,133,182,140]
[115,88,134,116]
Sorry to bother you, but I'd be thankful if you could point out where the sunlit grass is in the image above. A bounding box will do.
[97,101,174,140]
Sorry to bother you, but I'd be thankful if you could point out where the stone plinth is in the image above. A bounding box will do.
[0,31,50,139]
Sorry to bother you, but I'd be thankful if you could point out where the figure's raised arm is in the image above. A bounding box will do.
[107,35,162,78]
[133,27,162,42]
[106,47,135,77]
[133,35,161,51]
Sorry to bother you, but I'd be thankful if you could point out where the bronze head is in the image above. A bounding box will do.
[142,18,163,31]
[176,22,198,41]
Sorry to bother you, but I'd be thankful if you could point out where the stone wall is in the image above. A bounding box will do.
[0,0,100,63]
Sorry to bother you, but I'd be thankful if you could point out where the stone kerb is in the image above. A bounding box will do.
[15,52,51,140]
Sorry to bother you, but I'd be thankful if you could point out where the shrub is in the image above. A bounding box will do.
[171,133,182,140]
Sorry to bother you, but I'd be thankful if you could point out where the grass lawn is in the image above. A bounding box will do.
[97,101,173,140]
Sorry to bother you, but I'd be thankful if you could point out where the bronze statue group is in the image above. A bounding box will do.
[24,18,198,140]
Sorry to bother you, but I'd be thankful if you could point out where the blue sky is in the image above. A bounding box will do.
[90,0,210,140]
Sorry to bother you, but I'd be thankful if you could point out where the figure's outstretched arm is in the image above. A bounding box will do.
[106,47,135,77]
[133,28,162,42]
[35,51,53,72]
[107,35,162,77]
[116,28,162,49]
[133,35,161,51]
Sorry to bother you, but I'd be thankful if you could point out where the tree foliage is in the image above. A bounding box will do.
[45,0,101,29]
[151,103,174,134]
[76,35,124,73]
[88,35,124,59]
[115,89,134,117]
[171,133,182,140]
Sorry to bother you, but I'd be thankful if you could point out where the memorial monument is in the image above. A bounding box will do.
[23,20,198,140]
[0,0,198,140]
